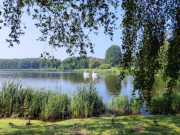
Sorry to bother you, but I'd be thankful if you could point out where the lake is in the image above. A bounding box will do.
[0,71,138,102]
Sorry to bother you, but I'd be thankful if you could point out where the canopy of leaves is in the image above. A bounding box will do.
[105,45,122,67]
[0,0,119,57]
[99,64,111,69]
[121,0,180,112]
[89,57,103,69]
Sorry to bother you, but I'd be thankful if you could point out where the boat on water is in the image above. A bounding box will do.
[92,70,98,77]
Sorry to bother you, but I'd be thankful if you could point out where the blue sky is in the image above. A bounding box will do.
[0,4,123,60]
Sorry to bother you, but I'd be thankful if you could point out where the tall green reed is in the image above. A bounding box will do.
[109,95,129,114]
[129,98,142,114]
[109,95,143,115]
[1,81,180,120]
[0,81,31,117]
[71,84,105,118]
[0,81,105,120]
[42,92,70,120]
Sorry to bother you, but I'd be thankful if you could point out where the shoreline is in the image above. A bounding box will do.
[0,68,128,75]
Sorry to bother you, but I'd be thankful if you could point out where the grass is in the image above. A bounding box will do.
[73,67,136,75]
[0,114,180,135]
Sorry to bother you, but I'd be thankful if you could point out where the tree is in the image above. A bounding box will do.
[89,57,103,69]
[105,45,122,67]
[0,0,119,57]
[99,64,111,69]
[121,0,180,113]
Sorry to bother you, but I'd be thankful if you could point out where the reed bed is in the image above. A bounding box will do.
[109,96,142,115]
[0,82,104,120]
[0,81,180,121]
[71,85,105,118]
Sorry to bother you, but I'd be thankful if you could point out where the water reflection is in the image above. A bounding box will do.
[2,71,177,103]
[83,74,90,80]
[92,76,98,82]
[0,71,134,99]
[122,76,128,89]
[104,75,121,95]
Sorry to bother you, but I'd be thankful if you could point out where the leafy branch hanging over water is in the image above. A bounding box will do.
[121,0,180,113]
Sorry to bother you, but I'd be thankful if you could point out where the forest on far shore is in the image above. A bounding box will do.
[0,45,133,70]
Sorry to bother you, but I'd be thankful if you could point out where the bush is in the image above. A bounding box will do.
[129,98,142,114]
[99,64,111,69]
[150,91,180,114]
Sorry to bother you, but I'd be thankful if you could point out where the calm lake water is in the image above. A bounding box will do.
[0,71,138,102]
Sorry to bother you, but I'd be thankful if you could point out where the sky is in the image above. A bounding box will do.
[0,3,123,61]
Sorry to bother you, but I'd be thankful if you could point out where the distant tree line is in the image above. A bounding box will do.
[61,57,104,70]
[0,45,137,70]
[0,58,61,69]
[0,57,104,70]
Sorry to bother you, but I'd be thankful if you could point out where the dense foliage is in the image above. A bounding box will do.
[105,45,122,67]
[0,0,119,57]
[0,57,106,70]
[121,0,180,113]
[99,64,111,69]
[0,58,61,69]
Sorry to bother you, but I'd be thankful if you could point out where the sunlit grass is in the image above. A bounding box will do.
[0,114,180,135]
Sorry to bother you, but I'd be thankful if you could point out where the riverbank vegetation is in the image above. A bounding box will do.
[0,57,127,75]
[0,82,105,120]
[0,58,61,69]
[0,81,180,121]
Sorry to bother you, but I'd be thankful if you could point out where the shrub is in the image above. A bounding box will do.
[99,64,111,69]
[129,98,142,114]
[150,91,180,114]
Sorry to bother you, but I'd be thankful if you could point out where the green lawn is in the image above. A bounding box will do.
[0,114,180,135]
